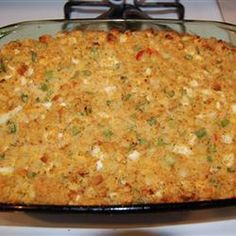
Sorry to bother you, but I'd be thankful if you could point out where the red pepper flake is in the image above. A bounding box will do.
[39,35,52,44]
[146,48,156,55]
[165,33,174,40]
[91,174,103,185]
[68,190,77,199]
[17,168,28,177]
[135,48,157,61]
[135,49,145,61]
[142,188,154,196]
[17,64,28,76]
[40,153,49,163]
[52,94,60,101]
[213,133,218,143]
[107,33,117,42]
[212,83,221,91]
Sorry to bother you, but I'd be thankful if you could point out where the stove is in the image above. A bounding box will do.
[64,0,185,20]
[0,0,227,28]
[0,0,235,235]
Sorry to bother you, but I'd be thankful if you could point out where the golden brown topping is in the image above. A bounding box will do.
[0,29,235,206]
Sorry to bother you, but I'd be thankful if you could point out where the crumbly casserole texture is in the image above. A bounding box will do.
[0,29,235,205]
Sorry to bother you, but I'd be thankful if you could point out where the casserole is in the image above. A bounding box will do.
[0,19,235,213]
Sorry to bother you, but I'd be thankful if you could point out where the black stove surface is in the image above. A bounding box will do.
[64,0,185,20]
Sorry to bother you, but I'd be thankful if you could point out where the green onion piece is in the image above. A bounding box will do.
[227,167,235,173]
[195,128,207,138]
[71,126,80,136]
[209,177,219,187]
[114,63,121,70]
[147,117,157,126]
[8,121,17,134]
[180,88,187,95]
[195,46,200,54]
[84,106,92,115]
[106,100,112,106]
[120,75,128,82]
[90,47,99,59]
[61,173,68,180]
[46,89,53,97]
[207,156,213,162]
[138,138,148,145]
[134,45,142,51]
[128,142,137,151]
[44,70,53,80]
[164,156,176,167]
[122,94,132,101]
[21,94,29,103]
[184,54,193,60]
[44,96,50,102]
[220,118,230,128]
[164,88,175,98]
[167,90,175,97]
[156,137,167,146]
[0,154,5,160]
[103,129,113,139]
[208,143,217,153]
[40,83,48,92]
[27,171,37,178]
[31,51,37,62]
[71,71,80,80]
[0,58,6,73]
[82,70,92,76]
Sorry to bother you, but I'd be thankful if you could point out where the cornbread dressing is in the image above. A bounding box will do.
[0,29,235,205]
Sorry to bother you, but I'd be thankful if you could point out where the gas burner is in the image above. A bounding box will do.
[64,0,185,20]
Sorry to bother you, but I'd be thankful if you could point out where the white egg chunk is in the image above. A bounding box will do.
[58,133,63,139]
[189,80,199,87]
[188,133,196,146]
[0,105,23,125]
[104,85,116,95]
[72,57,79,65]
[0,167,14,175]
[144,67,152,76]
[216,101,221,110]
[172,145,192,156]
[119,34,127,43]
[232,104,236,114]
[91,145,104,160]
[26,67,34,77]
[221,134,233,144]
[96,160,103,171]
[222,153,235,167]
[60,102,67,107]
[20,76,27,86]
[97,112,109,118]
[128,150,140,161]
[42,102,52,109]
[91,145,101,157]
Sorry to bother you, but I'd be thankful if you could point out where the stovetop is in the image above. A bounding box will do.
[0,0,225,28]
[64,0,184,20]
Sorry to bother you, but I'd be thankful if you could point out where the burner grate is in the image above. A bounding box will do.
[64,0,185,20]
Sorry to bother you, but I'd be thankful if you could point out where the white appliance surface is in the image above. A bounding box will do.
[0,0,227,27]
[0,0,235,235]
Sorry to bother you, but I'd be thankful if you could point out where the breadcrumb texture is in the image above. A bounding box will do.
[0,29,235,206]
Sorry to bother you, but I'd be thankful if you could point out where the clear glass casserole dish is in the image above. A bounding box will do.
[0,19,235,213]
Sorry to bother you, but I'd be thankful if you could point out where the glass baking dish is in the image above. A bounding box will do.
[0,19,235,213]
